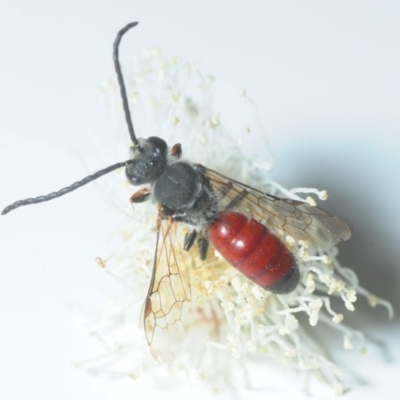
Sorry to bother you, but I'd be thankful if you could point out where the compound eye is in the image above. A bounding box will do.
[147,136,167,156]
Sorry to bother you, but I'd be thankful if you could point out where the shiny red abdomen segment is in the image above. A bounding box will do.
[208,211,299,294]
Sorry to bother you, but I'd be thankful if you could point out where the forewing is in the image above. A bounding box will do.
[143,218,191,361]
[203,166,351,247]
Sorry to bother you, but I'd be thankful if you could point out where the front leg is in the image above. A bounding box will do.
[171,143,182,158]
[130,187,151,203]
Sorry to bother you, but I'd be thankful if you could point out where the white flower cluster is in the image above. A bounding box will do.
[75,49,393,396]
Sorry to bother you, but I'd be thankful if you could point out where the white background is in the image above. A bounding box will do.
[0,1,399,399]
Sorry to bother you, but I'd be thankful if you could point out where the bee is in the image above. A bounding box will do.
[2,22,351,357]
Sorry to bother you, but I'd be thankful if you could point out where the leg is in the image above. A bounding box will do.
[171,143,182,158]
[184,229,197,251]
[183,228,209,260]
[197,233,209,260]
[130,187,151,203]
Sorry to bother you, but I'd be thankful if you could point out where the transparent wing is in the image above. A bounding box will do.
[202,166,351,247]
[143,217,191,362]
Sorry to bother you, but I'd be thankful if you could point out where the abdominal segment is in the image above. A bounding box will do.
[208,211,299,294]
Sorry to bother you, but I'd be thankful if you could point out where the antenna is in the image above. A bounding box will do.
[1,160,135,215]
[2,22,141,215]
[113,21,141,148]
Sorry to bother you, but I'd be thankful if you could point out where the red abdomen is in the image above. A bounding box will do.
[208,211,299,294]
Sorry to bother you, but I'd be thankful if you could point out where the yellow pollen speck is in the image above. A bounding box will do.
[95,257,106,268]
[306,196,317,206]
[332,314,344,324]
[321,255,331,265]
[346,289,357,302]
[319,190,329,200]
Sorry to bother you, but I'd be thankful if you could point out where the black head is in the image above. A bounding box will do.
[1,22,166,216]
[125,136,167,185]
